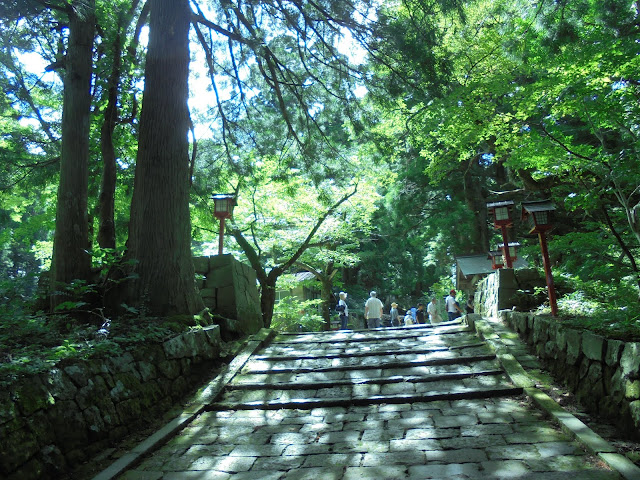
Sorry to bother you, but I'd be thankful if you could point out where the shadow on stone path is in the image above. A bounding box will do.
[94,318,640,480]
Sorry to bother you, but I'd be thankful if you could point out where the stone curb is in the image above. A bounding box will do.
[466,316,640,480]
[91,328,276,480]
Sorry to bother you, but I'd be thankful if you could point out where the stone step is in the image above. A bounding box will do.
[253,341,489,361]
[241,352,498,375]
[228,368,506,390]
[209,383,523,411]
[232,358,502,384]
[271,323,472,345]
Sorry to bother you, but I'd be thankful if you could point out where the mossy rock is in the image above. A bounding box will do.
[13,378,55,416]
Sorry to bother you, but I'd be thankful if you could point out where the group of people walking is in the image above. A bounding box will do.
[337,289,472,330]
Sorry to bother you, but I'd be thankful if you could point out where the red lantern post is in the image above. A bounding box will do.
[212,194,236,255]
[522,200,558,316]
[487,201,515,268]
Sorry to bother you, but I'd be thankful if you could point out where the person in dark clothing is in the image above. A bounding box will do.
[466,295,475,314]
[416,303,426,324]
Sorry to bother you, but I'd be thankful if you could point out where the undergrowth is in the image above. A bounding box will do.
[0,313,198,387]
[536,271,640,342]
[0,275,204,387]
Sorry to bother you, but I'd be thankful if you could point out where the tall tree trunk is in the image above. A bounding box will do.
[320,276,333,331]
[123,0,203,316]
[261,279,277,328]
[97,42,119,250]
[296,260,337,331]
[50,0,95,309]
[98,0,142,250]
[461,158,490,253]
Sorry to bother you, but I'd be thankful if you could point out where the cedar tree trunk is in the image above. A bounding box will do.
[50,0,95,309]
[123,0,203,316]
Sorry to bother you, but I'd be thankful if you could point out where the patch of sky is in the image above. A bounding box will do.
[611,80,627,90]
[116,158,130,169]
[479,153,493,166]
[308,102,324,117]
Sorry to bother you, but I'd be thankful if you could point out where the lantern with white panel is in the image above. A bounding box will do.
[212,194,236,255]
[498,242,520,265]
[488,250,504,270]
[487,200,515,268]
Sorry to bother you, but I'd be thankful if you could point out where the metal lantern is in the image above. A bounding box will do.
[521,199,558,316]
[212,194,236,255]
[498,242,520,263]
[521,200,555,234]
[487,200,515,268]
[488,250,504,270]
[213,194,236,220]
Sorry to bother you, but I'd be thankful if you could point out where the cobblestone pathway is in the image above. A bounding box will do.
[100,319,638,480]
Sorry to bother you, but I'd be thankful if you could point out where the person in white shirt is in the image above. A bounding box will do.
[364,291,384,329]
[445,289,464,321]
[338,291,349,329]
[427,297,443,324]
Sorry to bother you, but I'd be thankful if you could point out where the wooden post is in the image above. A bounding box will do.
[538,231,558,316]
[218,217,225,255]
[500,224,513,268]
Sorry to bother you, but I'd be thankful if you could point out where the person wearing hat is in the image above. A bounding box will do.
[389,302,399,327]
[364,291,384,329]
[445,289,464,321]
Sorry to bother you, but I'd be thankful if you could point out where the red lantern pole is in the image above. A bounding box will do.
[538,231,558,316]
[218,217,226,255]
[499,224,513,268]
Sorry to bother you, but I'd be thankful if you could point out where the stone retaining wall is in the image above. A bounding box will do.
[0,325,223,480]
[474,268,546,318]
[498,310,640,437]
[194,255,262,338]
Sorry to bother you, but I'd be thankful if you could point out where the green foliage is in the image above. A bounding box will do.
[429,274,456,301]
[555,290,640,342]
[271,296,324,333]
[0,310,196,387]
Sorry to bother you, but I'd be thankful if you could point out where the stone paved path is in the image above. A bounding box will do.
[100,319,637,480]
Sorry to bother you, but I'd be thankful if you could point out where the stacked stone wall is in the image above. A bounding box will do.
[194,255,262,337]
[0,326,223,480]
[498,310,640,437]
[474,268,546,318]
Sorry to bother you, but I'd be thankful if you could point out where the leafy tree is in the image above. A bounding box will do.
[230,182,360,328]
[358,0,640,304]
[95,0,147,249]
